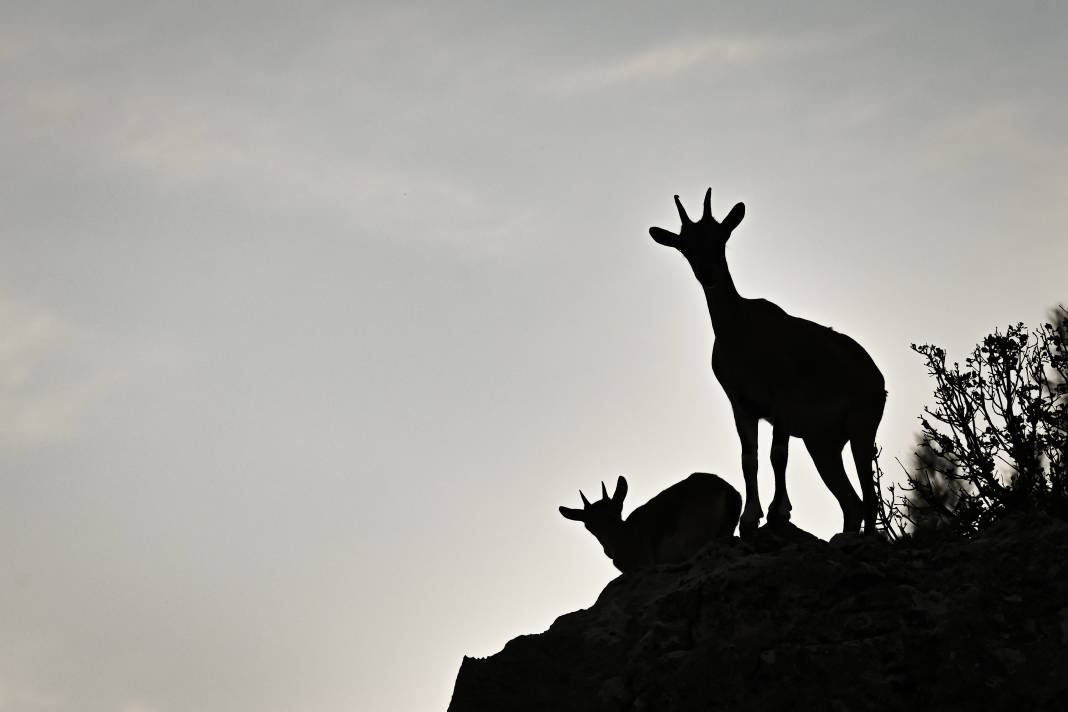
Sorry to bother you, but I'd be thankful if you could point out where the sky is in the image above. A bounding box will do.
[1,1,1066,711]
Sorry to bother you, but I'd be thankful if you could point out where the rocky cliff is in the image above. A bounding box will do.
[449,516,1068,711]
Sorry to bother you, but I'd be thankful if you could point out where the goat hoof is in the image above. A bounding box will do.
[767,510,792,525]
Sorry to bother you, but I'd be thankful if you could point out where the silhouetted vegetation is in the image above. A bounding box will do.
[879,307,1068,541]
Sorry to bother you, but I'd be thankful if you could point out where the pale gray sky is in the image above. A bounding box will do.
[1,2,1066,711]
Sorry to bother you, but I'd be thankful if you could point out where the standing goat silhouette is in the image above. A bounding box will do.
[649,189,886,535]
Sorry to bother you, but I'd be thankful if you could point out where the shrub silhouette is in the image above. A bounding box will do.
[881,306,1068,540]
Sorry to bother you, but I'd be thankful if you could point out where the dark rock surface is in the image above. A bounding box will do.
[449,516,1068,711]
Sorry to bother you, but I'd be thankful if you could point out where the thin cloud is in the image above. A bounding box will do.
[0,673,67,711]
[546,34,814,93]
[0,298,124,448]
[5,50,513,254]
[919,100,1053,167]
[121,703,163,712]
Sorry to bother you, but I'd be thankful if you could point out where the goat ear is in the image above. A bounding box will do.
[649,227,682,249]
[559,506,586,522]
[722,202,745,234]
[613,475,628,506]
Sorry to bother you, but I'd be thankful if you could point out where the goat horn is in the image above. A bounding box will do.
[703,187,712,220]
[580,490,590,507]
[601,481,609,499]
[674,194,692,225]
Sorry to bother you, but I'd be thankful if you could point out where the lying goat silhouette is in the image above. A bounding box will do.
[559,473,741,573]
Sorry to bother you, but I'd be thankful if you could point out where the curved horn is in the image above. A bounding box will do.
[674,194,692,225]
[580,490,590,508]
[601,481,609,500]
[702,187,712,220]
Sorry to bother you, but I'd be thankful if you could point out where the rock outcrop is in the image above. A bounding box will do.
[449,516,1068,711]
